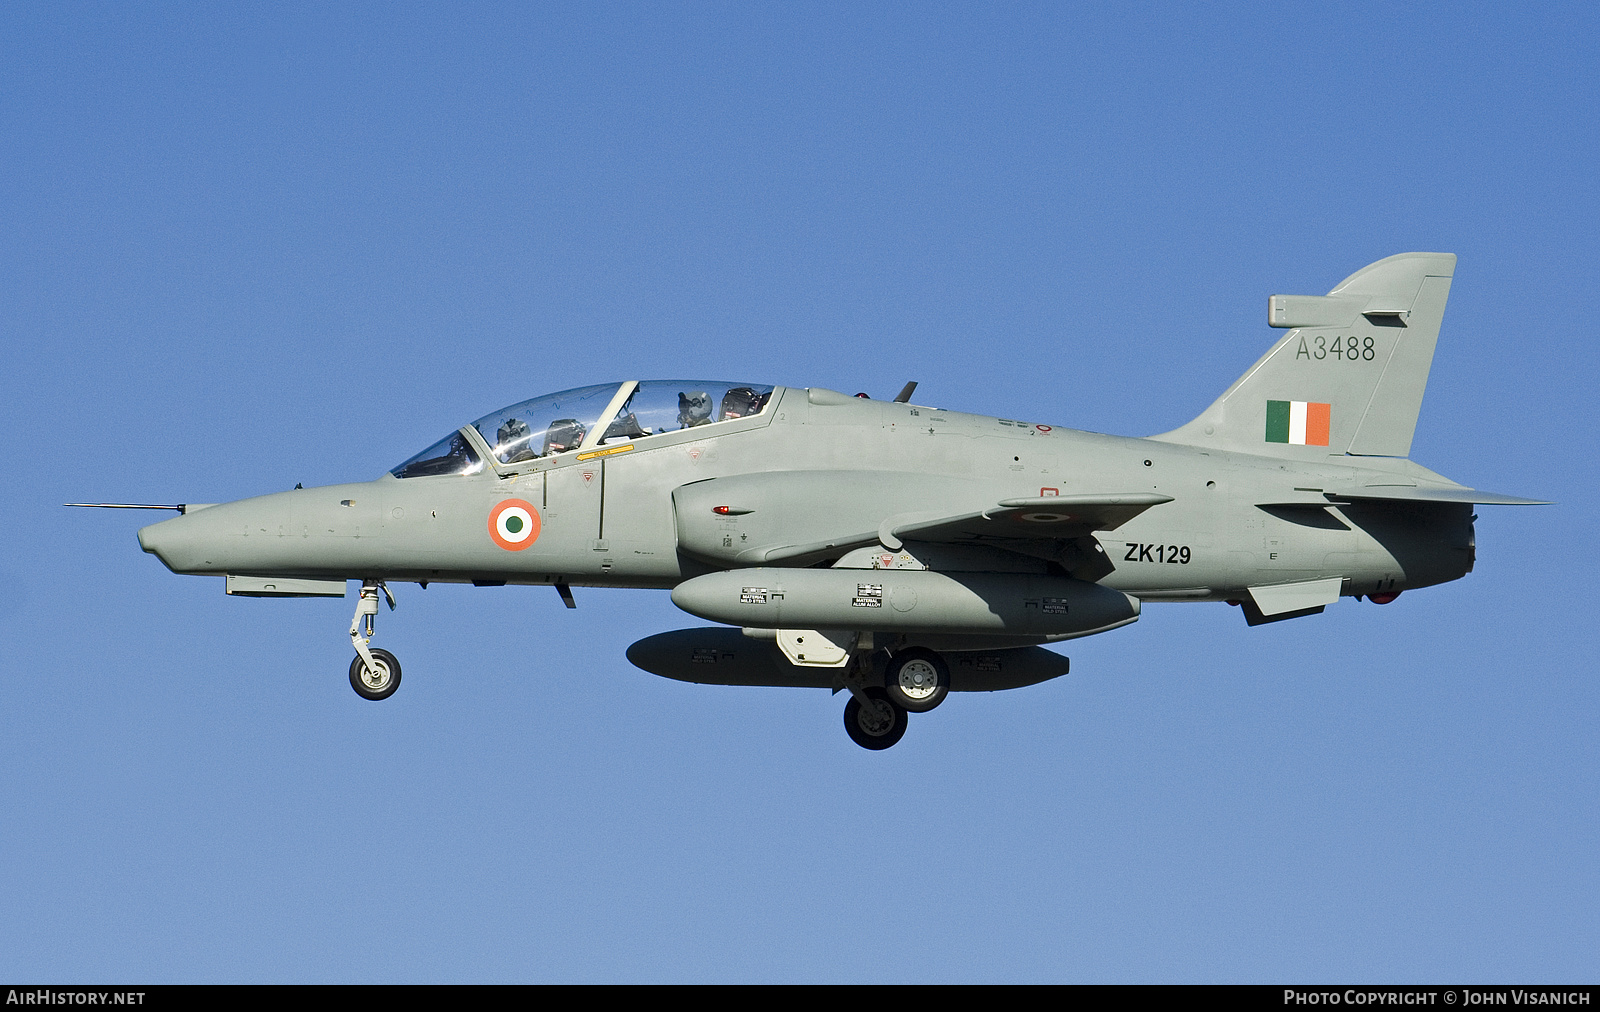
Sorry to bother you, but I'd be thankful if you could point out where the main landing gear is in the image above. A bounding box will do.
[844,687,907,750]
[839,646,951,750]
[349,581,401,700]
[883,647,949,713]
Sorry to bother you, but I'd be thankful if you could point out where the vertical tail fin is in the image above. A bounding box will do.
[1152,252,1456,459]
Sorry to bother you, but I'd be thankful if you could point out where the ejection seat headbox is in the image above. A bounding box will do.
[542,418,586,455]
[719,386,766,420]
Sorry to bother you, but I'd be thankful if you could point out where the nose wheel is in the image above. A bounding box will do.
[348,581,402,701]
[350,647,402,700]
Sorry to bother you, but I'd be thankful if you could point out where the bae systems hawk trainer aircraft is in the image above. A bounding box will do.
[94,253,1545,749]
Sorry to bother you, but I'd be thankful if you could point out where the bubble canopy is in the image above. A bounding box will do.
[391,381,774,478]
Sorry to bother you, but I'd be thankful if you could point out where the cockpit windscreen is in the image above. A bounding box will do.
[390,430,484,479]
[471,383,621,465]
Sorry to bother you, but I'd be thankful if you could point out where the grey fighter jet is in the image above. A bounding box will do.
[109,252,1544,749]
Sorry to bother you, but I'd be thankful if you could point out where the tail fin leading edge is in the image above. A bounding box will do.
[1152,252,1456,459]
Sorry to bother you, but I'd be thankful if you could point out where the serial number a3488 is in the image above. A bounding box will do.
[1124,543,1191,564]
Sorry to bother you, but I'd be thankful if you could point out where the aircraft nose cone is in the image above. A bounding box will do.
[137,517,170,562]
[138,514,199,572]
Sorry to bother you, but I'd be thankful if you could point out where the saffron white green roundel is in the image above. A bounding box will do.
[488,499,540,551]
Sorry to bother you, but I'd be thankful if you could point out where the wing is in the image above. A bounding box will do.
[747,492,1173,581]
[886,493,1175,546]
[673,471,1173,577]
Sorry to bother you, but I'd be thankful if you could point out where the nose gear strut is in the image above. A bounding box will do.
[349,581,402,700]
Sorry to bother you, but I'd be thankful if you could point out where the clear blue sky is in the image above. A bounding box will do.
[2,3,1595,982]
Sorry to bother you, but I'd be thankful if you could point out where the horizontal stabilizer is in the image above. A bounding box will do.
[1255,485,1551,508]
[1326,486,1550,506]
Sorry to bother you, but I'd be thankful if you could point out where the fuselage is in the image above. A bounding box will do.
[123,250,1526,747]
[137,384,1474,604]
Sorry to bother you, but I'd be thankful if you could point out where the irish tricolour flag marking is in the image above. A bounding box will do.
[488,498,541,551]
[1266,400,1331,446]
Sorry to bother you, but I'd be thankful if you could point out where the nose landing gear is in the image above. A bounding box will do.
[349,581,402,700]
[350,647,402,700]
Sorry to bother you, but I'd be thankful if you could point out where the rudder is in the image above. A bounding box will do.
[1153,252,1456,459]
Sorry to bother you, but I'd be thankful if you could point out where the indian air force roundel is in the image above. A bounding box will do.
[488,499,541,551]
